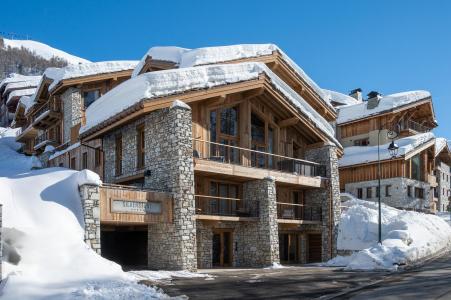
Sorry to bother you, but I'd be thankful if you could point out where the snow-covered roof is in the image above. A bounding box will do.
[2,38,90,65]
[132,44,333,110]
[0,73,41,93]
[16,95,35,114]
[337,91,432,124]
[6,88,37,105]
[323,89,361,107]
[435,137,449,157]
[81,62,340,146]
[339,132,435,167]
[47,61,138,91]
[3,77,41,95]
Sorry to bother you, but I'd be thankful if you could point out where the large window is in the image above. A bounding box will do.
[411,155,421,181]
[251,113,275,168]
[209,106,239,163]
[209,181,239,216]
[115,134,122,176]
[136,125,145,169]
[366,187,372,199]
[82,152,88,169]
[83,89,100,109]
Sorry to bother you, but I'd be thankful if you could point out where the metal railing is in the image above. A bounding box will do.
[276,202,322,222]
[398,119,431,133]
[193,139,326,177]
[195,195,259,217]
[33,103,50,122]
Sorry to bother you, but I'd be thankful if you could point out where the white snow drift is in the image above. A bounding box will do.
[0,127,171,299]
[328,194,451,270]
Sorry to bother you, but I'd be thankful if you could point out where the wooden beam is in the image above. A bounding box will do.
[278,117,299,128]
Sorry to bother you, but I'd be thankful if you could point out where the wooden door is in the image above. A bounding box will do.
[308,234,322,263]
[279,233,300,264]
[212,230,233,267]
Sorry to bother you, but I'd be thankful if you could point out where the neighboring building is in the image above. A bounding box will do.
[0,73,41,126]
[335,89,439,212]
[76,44,343,270]
[434,138,451,212]
[13,61,138,174]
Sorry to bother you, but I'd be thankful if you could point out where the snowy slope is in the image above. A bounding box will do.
[327,195,451,270]
[0,128,169,299]
[2,38,90,65]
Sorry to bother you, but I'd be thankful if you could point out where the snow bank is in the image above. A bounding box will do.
[132,44,333,110]
[337,90,432,124]
[339,132,435,167]
[82,62,339,147]
[327,195,451,270]
[2,38,90,65]
[0,127,170,299]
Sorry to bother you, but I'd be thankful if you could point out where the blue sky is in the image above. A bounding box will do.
[2,0,450,138]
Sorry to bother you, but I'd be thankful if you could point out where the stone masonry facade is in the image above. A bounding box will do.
[61,87,82,144]
[305,144,341,261]
[436,161,451,212]
[345,177,431,210]
[79,184,101,254]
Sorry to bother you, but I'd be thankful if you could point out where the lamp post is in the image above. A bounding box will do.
[377,129,399,244]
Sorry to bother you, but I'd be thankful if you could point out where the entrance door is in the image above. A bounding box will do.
[308,234,322,263]
[279,233,300,264]
[212,230,232,267]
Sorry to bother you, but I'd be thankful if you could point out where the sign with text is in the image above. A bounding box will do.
[111,200,162,214]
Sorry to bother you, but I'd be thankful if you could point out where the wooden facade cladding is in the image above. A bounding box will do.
[99,185,173,225]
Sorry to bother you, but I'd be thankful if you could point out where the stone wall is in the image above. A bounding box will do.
[436,161,451,212]
[61,87,82,144]
[144,102,197,271]
[305,144,341,261]
[79,184,101,254]
[345,177,431,210]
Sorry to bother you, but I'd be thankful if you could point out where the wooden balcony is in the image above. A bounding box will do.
[193,139,326,187]
[15,124,37,143]
[277,202,322,224]
[195,195,259,221]
[32,103,61,129]
[33,132,58,151]
[397,119,432,137]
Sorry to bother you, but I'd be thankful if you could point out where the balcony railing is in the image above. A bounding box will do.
[195,195,259,218]
[193,139,326,177]
[397,119,431,134]
[276,202,322,222]
[33,103,51,122]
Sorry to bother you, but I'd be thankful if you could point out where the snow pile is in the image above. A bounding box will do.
[132,44,333,110]
[339,132,435,167]
[327,195,451,270]
[323,89,360,107]
[127,270,212,283]
[46,61,138,91]
[6,88,37,105]
[2,38,90,65]
[0,127,170,299]
[82,62,339,147]
[337,90,432,124]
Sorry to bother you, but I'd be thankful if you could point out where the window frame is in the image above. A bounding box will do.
[115,134,123,176]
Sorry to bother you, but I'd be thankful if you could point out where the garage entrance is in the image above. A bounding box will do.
[101,226,148,270]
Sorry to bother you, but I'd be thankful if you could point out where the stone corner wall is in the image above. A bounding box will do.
[305,144,341,261]
[62,87,82,144]
[79,184,101,254]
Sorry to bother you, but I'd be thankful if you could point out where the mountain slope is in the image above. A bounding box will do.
[2,38,90,65]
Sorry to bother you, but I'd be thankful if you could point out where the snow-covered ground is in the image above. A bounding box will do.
[0,127,188,299]
[327,194,451,271]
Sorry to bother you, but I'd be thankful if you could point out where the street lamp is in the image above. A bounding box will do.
[377,129,399,244]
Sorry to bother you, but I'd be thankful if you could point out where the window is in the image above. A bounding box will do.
[411,155,421,180]
[366,187,372,199]
[357,188,363,199]
[115,134,122,176]
[59,162,64,168]
[408,186,412,197]
[385,185,392,197]
[376,186,380,197]
[209,106,239,163]
[94,148,101,167]
[82,152,88,169]
[415,187,424,199]
[354,138,370,146]
[83,90,100,109]
[70,157,76,170]
[136,125,145,169]
[209,181,240,215]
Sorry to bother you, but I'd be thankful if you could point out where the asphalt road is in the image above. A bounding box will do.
[145,253,451,299]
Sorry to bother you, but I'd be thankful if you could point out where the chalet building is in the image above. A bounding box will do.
[335,89,450,212]
[434,138,451,212]
[0,73,40,127]
[75,44,342,271]
[13,61,137,165]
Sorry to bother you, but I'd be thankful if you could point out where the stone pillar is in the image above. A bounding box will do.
[145,101,197,271]
[305,144,341,261]
[79,184,101,254]
[241,176,280,266]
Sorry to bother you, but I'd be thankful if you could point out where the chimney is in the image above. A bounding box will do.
[349,88,363,102]
[366,91,382,109]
